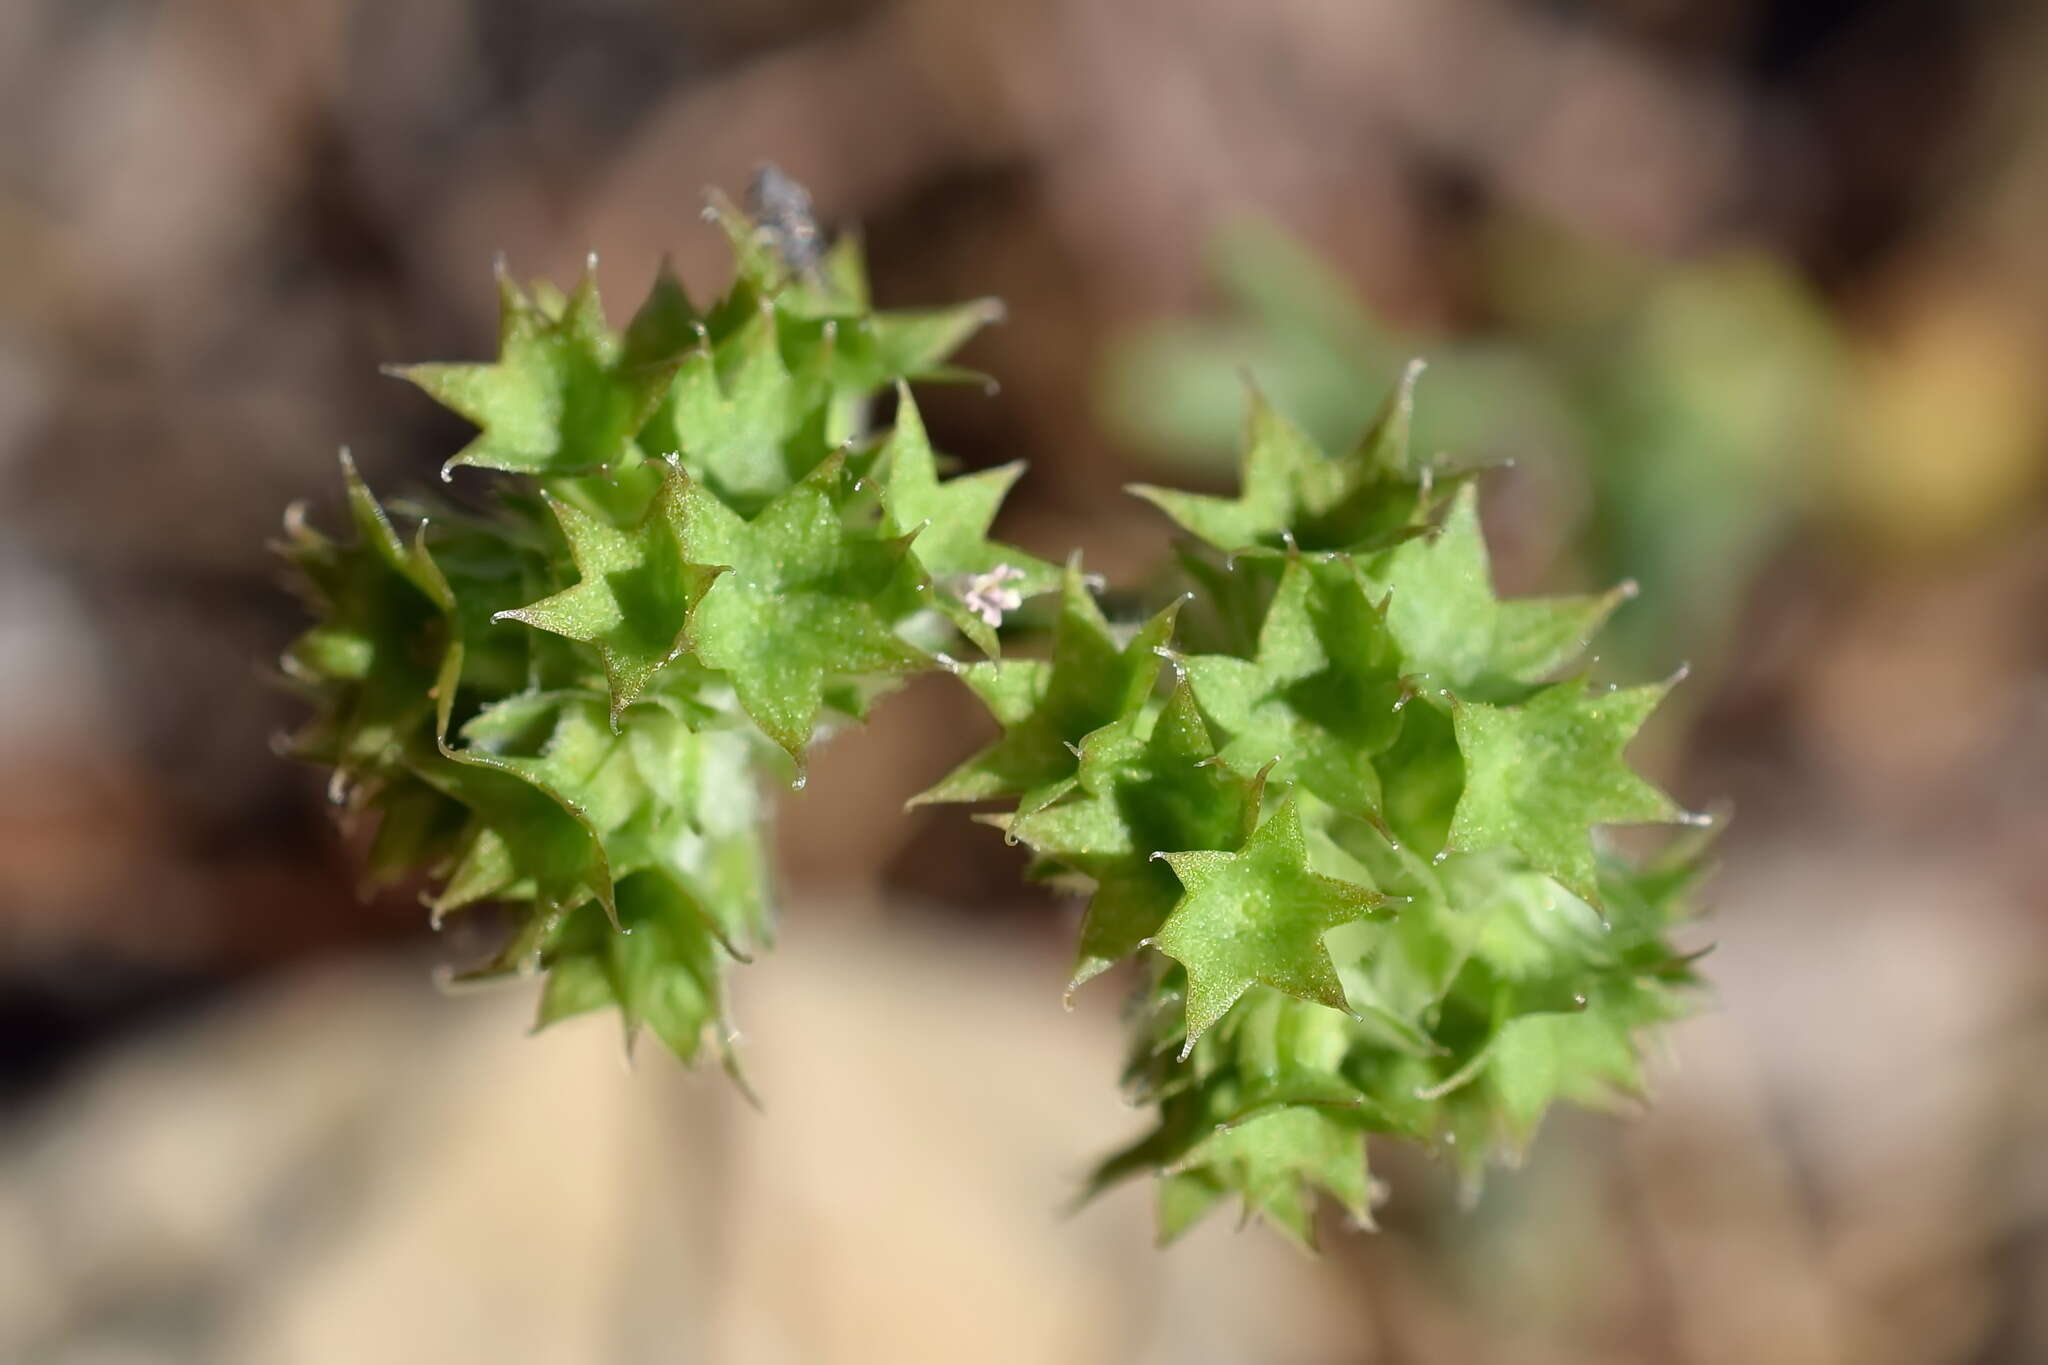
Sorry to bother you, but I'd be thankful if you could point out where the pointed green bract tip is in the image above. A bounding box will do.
[1130,364,1450,556]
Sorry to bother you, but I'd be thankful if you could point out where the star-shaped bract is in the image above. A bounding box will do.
[494,469,725,727]
[879,386,1058,653]
[1368,484,1633,698]
[536,868,732,1064]
[411,650,616,928]
[1183,556,1405,817]
[1448,680,1682,901]
[421,744,615,928]
[454,692,668,870]
[912,561,1179,810]
[393,260,697,480]
[1130,362,1434,555]
[1154,795,1387,1048]
[1004,680,1261,992]
[1168,1105,1372,1247]
[637,303,824,511]
[677,453,928,764]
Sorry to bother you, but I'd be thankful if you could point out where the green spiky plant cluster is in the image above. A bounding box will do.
[920,370,1706,1244]
[281,191,1051,1075]
[280,176,1706,1247]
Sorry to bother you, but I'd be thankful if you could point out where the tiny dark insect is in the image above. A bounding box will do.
[746,163,825,277]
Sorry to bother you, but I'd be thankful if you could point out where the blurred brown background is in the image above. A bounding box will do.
[3,1,2047,1361]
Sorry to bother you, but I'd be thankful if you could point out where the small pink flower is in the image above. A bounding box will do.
[962,564,1028,628]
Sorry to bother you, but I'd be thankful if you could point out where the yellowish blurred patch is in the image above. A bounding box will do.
[1834,276,2046,552]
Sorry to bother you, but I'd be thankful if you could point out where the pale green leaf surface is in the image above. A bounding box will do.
[1005,680,1260,990]
[678,454,929,763]
[495,469,725,725]
[1448,681,1682,901]
[1131,364,1436,555]
[1155,796,1387,1045]
[395,266,688,479]
[1183,556,1404,816]
[1369,484,1629,696]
